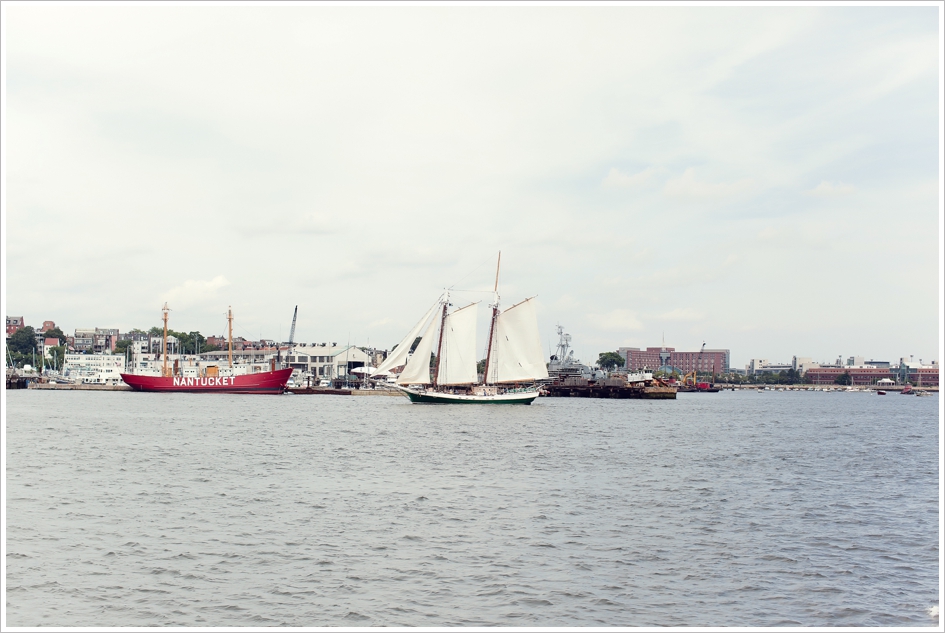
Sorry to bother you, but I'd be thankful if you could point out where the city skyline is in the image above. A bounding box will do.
[3,5,942,367]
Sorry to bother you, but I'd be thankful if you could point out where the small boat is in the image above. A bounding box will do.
[914,390,931,397]
[877,390,886,395]
[900,384,913,395]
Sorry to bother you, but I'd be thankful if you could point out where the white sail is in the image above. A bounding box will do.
[396,318,438,385]
[436,303,479,385]
[376,299,440,374]
[486,297,549,383]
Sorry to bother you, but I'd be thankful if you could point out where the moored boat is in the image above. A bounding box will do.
[120,304,292,394]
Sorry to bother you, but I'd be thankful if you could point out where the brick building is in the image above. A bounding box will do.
[6,316,25,336]
[619,346,730,373]
[806,365,939,387]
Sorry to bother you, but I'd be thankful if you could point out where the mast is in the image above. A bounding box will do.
[483,251,501,385]
[432,293,449,387]
[227,306,233,368]
[162,303,169,377]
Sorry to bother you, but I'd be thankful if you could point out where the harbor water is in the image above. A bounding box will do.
[5,390,940,626]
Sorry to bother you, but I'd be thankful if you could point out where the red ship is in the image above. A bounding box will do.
[120,304,292,394]
[121,368,292,394]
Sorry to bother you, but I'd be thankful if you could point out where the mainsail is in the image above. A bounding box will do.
[436,303,479,385]
[396,318,438,385]
[485,297,549,383]
[376,299,440,375]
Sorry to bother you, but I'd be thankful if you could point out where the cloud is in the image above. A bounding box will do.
[587,309,644,332]
[162,276,231,308]
[663,168,753,199]
[806,181,855,197]
[602,166,656,188]
[657,308,704,322]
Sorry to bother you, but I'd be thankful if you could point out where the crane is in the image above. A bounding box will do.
[684,342,707,386]
[288,305,298,345]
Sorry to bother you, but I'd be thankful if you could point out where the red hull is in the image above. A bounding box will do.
[120,368,292,394]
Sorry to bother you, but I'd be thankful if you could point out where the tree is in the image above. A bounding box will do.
[597,351,625,371]
[477,358,487,375]
[115,339,134,355]
[42,326,65,341]
[47,345,67,370]
[148,326,163,337]
[835,371,853,386]
[8,326,37,354]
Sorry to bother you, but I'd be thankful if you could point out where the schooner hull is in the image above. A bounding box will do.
[396,385,539,405]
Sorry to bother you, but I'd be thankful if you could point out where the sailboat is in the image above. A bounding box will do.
[376,254,549,404]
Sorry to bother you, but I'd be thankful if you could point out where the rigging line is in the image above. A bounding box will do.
[447,254,496,291]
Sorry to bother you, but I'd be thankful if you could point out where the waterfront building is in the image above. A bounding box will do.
[283,343,374,379]
[40,321,57,333]
[619,346,730,373]
[6,316,25,336]
[746,359,794,375]
[63,353,124,382]
[805,363,939,387]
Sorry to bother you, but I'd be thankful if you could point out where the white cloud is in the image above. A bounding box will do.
[4,6,937,365]
[587,309,644,332]
[657,308,704,322]
[807,180,856,197]
[663,168,753,199]
[162,276,231,308]
[602,166,656,188]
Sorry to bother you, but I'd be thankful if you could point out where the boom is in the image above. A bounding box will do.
[288,305,298,345]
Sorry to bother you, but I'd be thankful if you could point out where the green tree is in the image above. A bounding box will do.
[477,358,487,375]
[148,326,163,337]
[8,326,37,354]
[115,339,134,354]
[834,371,853,386]
[47,345,67,370]
[41,326,66,342]
[597,351,625,370]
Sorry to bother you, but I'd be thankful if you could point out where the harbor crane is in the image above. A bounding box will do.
[683,342,707,386]
[288,305,298,345]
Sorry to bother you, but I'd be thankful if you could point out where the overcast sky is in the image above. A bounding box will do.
[3,4,942,367]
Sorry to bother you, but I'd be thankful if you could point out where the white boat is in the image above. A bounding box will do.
[377,253,548,404]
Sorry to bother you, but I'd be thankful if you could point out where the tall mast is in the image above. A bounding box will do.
[432,292,449,387]
[227,306,233,368]
[483,251,501,385]
[162,303,169,377]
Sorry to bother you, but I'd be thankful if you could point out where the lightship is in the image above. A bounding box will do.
[120,304,291,394]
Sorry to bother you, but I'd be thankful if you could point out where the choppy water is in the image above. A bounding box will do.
[5,389,940,626]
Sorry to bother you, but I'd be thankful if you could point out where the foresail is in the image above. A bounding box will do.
[396,318,438,385]
[486,297,549,383]
[376,299,440,374]
[437,303,479,385]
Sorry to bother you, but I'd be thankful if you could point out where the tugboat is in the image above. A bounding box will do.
[120,304,292,394]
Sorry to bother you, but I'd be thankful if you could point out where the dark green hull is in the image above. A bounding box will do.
[399,387,539,404]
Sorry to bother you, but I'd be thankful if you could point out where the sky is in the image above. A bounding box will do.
[2,3,942,368]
